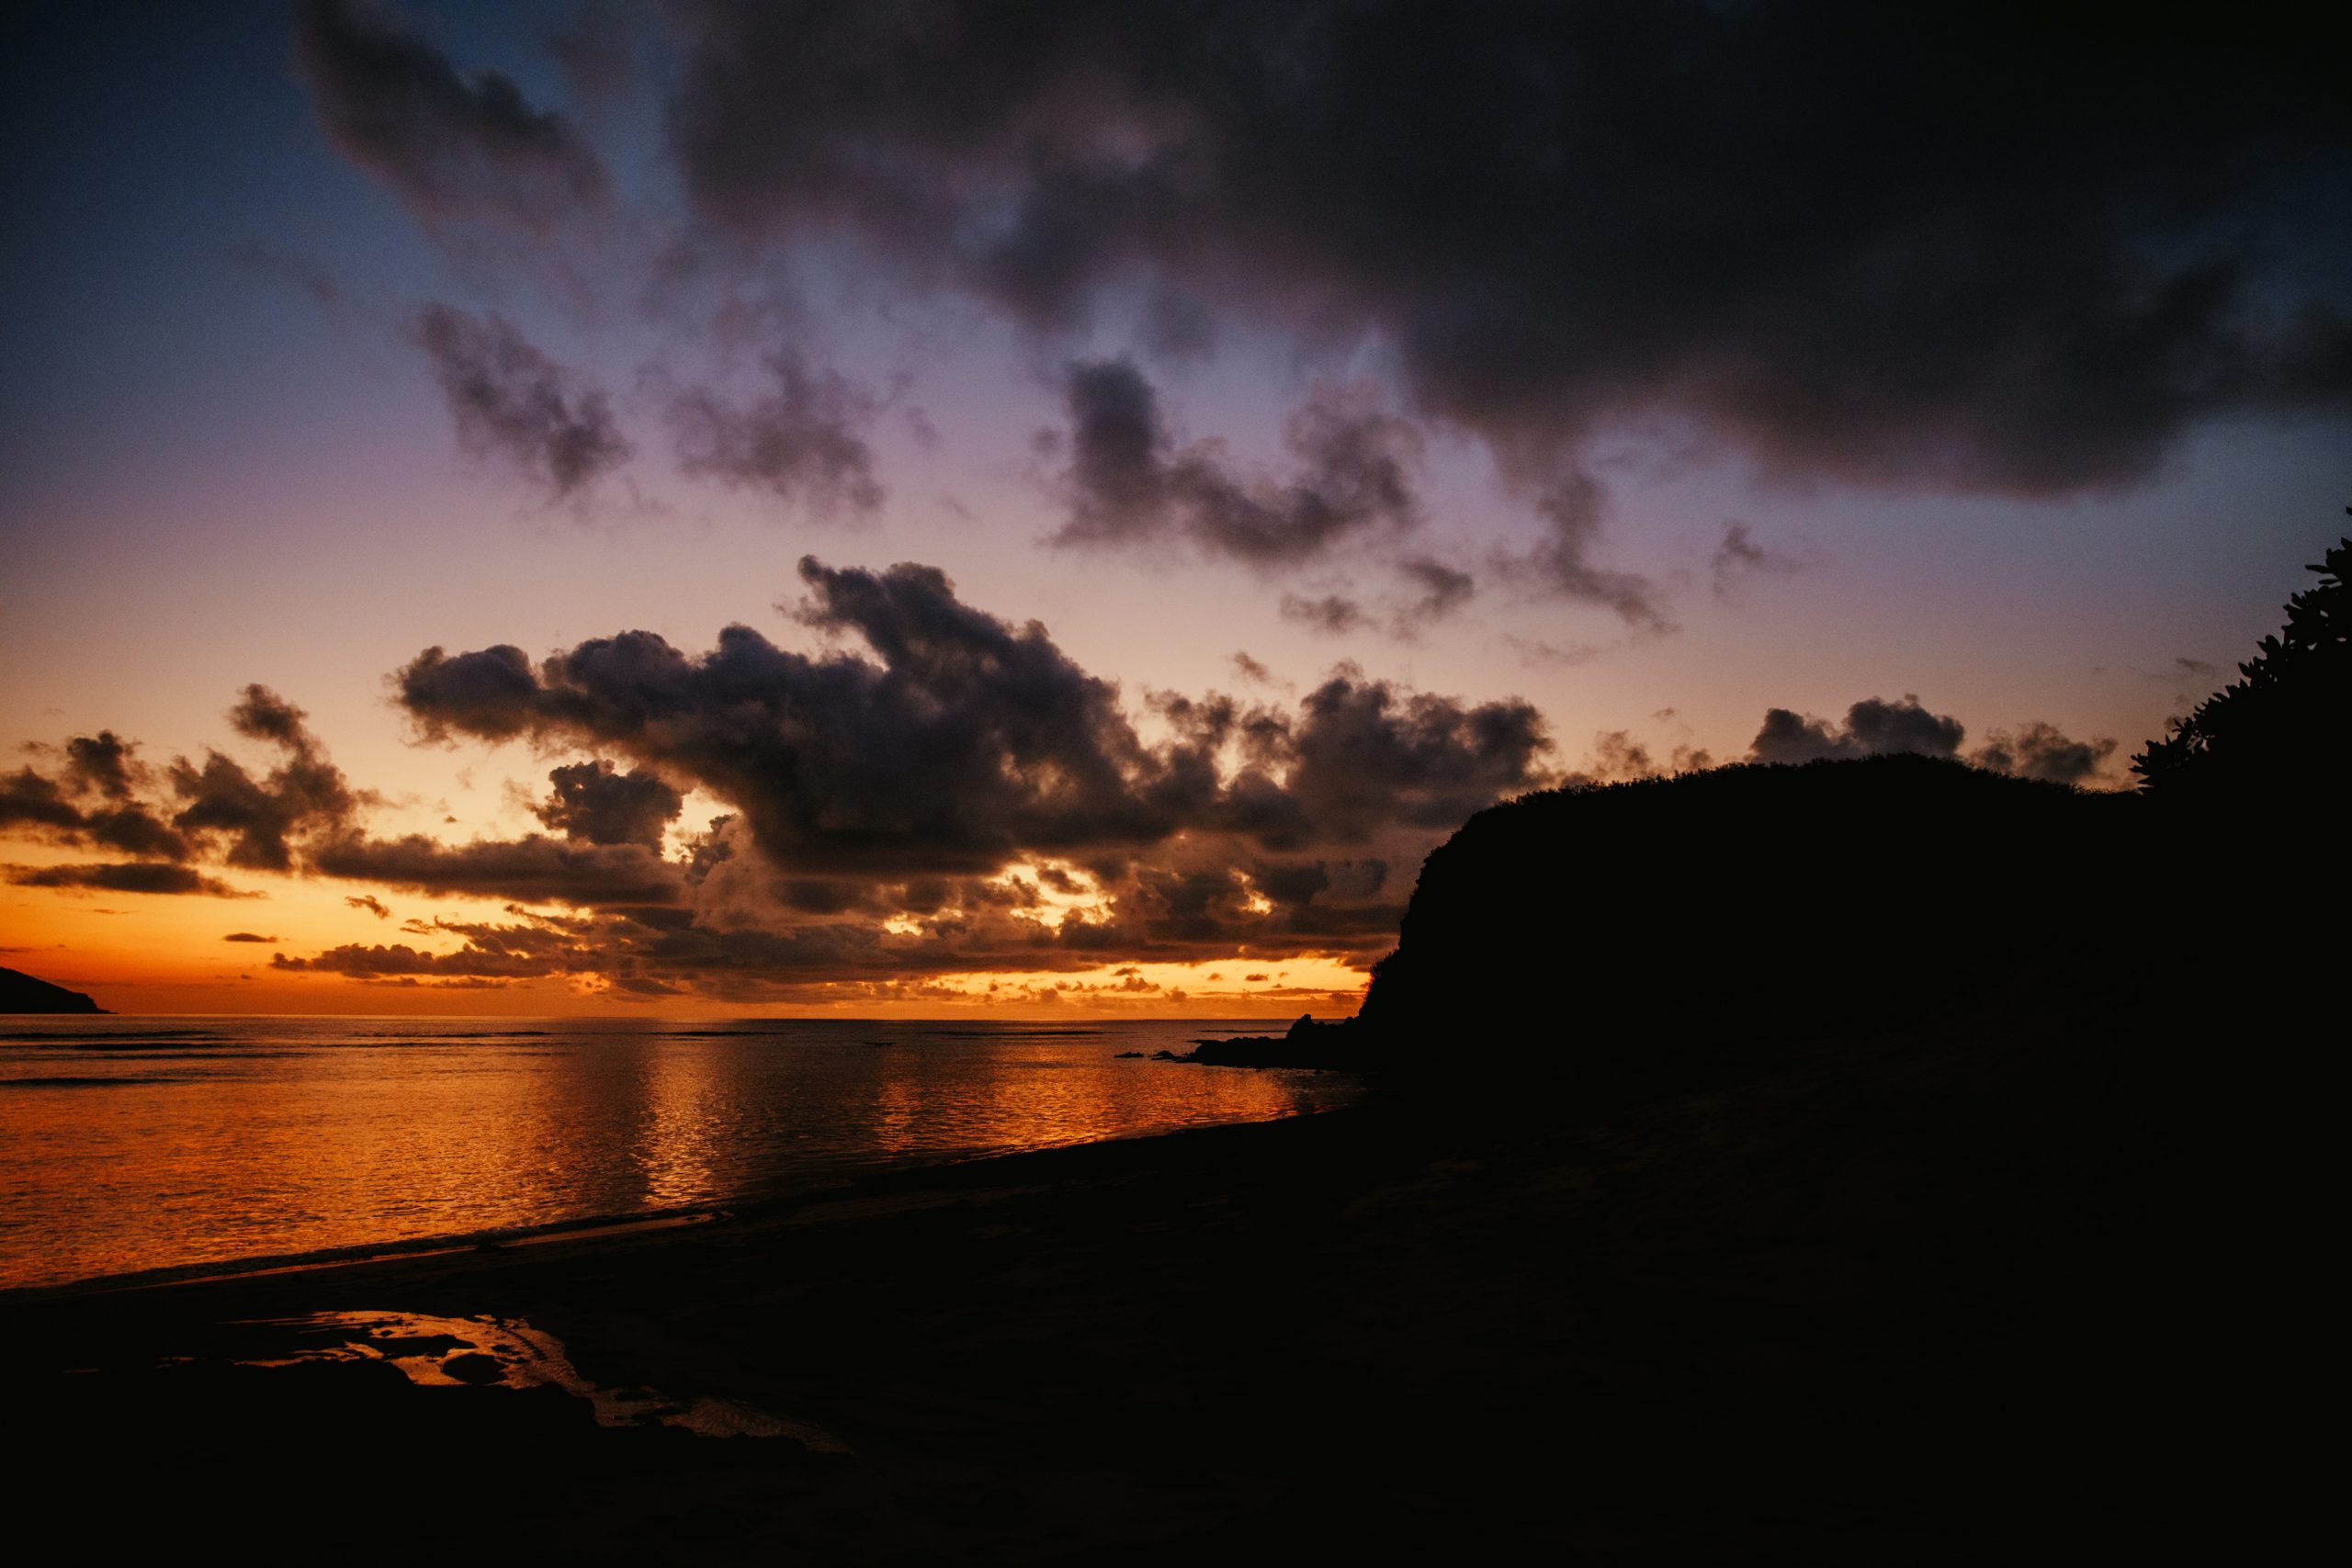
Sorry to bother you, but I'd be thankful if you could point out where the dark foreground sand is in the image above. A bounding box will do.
[3,1013,2287,1562]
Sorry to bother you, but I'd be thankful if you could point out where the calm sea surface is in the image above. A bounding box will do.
[0,1017,1359,1291]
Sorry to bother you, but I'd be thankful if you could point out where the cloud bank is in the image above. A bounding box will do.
[5,562,1558,998]
[1747,695,2118,786]
[666,1,2352,498]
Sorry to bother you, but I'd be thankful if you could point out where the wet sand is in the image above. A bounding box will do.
[4,1018,2247,1562]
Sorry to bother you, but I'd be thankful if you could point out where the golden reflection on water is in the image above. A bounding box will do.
[638,1040,727,1209]
[0,1020,1357,1290]
[871,1064,922,1156]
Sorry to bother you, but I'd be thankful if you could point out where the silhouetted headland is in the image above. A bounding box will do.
[0,964,107,1014]
[1197,751,2154,1071]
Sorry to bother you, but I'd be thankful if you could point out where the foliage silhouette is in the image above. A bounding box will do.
[2134,518,2351,798]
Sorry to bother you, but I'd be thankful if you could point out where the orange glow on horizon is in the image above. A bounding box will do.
[0,858,1370,1019]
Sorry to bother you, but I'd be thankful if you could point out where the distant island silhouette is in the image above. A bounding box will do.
[0,964,107,1014]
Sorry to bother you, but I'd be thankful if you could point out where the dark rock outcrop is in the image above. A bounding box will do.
[1355,755,2153,1066]
[0,965,108,1014]
[1183,1014,1368,1070]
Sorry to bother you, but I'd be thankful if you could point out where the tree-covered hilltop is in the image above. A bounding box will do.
[2135,523,2350,799]
[1352,755,2143,1058]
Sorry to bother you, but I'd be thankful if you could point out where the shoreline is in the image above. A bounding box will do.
[4,1020,2212,1559]
[1,1016,1363,1296]
[0,1092,1366,1303]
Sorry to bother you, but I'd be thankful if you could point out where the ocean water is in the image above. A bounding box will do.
[0,1017,1358,1292]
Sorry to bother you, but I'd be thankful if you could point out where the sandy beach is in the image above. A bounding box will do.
[6,1010,2216,1562]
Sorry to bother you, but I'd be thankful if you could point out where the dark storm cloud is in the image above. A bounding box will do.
[6,863,255,897]
[410,305,631,500]
[1269,672,1552,843]
[534,760,683,848]
[1970,723,2120,786]
[393,642,541,741]
[399,557,1169,873]
[1050,360,1420,567]
[669,351,885,517]
[1749,696,1967,765]
[293,0,608,233]
[665,1,2352,497]
[396,558,1553,878]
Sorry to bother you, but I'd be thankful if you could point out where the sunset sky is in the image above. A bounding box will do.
[5,2,2346,1015]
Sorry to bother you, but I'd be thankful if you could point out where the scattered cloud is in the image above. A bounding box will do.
[1748,696,2119,786]
[1749,694,1968,765]
[168,686,362,873]
[401,558,1554,877]
[1503,636,1604,670]
[6,563,1558,997]
[1516,468,1669,629]
[1396,558,1476,627]
[409,304,631,500]
[1279,593,1369,637]
[6,863,258,897]
[1050,360,1421,568]
[668,350,885,518]
[1969,723,2120,786]
[311,833,684,907]
[1711,522,1826,598]
[293,0,608,236]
